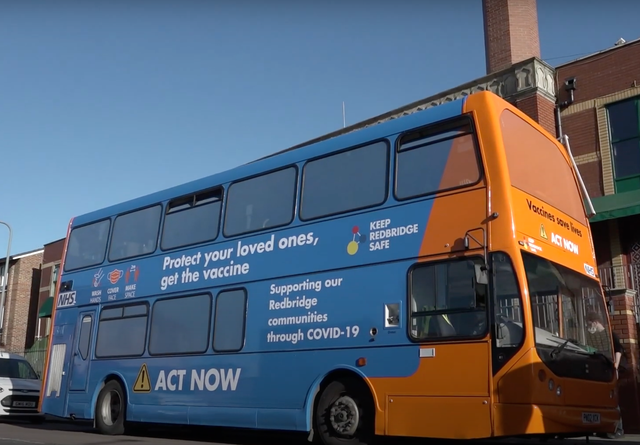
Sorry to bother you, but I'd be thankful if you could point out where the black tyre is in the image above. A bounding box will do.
[314,378,375,445]
[95,380,126,435]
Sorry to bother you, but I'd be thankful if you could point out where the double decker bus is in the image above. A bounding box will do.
[39,91,620,443]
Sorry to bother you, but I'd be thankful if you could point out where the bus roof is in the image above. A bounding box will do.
[73,97,466,227]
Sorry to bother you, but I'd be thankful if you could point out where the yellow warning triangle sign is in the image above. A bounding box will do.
[540,224,548,240]
[133,363,151,393]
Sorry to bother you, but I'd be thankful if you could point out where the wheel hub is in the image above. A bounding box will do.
[100,390,122,426]
[329,395,360,436]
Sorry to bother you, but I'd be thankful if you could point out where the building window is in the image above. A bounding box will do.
[607,97,640,192]
[49,264,60,297]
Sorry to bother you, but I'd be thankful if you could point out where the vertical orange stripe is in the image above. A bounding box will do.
[417,115,487,258]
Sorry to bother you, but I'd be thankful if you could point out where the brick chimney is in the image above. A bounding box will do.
[482,0,555,136]
[483,0,541,74]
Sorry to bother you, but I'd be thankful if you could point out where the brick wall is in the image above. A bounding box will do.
[609,290,640,432]
[557,41,640,105]
[2,252,42,352]
[483,0,541,74]
[557,41,640,198]
[42,239,64,265]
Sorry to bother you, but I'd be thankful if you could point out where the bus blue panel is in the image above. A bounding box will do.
[83,345,419,431]
[70,98,464,228]
[63,200,434,310]
[57,258,425,429]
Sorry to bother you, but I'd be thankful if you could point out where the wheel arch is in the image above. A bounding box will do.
[303,366,379,436]
[89,372,130,424]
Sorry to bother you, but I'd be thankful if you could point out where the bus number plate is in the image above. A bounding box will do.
[581,412,600,424]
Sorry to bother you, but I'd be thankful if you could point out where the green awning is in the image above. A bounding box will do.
[588,189,640,223]
[38,297,53,318]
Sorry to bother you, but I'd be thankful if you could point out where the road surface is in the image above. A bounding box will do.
[0,419,638,445]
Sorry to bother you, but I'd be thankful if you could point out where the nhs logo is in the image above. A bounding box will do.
[57,291,76,308]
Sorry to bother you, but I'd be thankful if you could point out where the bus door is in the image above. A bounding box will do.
[398,257,492,439]
[68,310,95,392]
[42,306,78,417]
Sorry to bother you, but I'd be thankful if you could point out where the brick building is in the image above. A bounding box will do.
[556,37,640,429]
[0,238,65,356]
[556,39,640,285]
[32,238,65,343]
[0,248,43,352]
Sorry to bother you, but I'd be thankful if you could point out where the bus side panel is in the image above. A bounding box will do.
[41,307,78,418]
[83,261,423,428]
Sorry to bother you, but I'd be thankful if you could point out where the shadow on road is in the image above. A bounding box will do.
[1,418,636,445]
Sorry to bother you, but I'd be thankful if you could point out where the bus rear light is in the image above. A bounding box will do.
[356,358,366,367]
[538,370,546,381]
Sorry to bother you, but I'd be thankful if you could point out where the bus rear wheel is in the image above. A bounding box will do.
[315,378,374,445]
[95,380,126,435]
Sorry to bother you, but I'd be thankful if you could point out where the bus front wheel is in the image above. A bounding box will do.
[95,380,126,435]
[315,378,374,445]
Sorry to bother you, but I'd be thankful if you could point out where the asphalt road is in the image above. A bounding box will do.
[0,419,638,445]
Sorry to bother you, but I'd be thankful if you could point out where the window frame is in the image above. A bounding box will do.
[148,292,213,357]
[607,96,640,187]
[222,166,298,238]
[488,251,526,373]
[393,115,484,202]
[64,218,112,272]
[108,204,163,263]
[299,139,390,222]
[95,302,149,359]
[160,187,224,252]
[212,287,248,353]
[77,314,93,361]
[406,255,489,343]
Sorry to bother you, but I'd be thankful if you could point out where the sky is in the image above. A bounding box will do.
[1,0,639,255]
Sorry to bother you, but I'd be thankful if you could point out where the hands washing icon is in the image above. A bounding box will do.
[93,268,104,288]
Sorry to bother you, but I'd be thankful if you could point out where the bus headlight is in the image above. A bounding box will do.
[556,386,562,396]
[548,379,555,391]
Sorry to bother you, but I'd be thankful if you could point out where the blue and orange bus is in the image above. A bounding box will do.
[40,91,620,442]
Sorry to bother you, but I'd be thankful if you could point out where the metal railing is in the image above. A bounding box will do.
[5,348,47,377]
[599,264,640,293]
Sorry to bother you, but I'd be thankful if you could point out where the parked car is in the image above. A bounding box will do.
[0,352,45,423]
